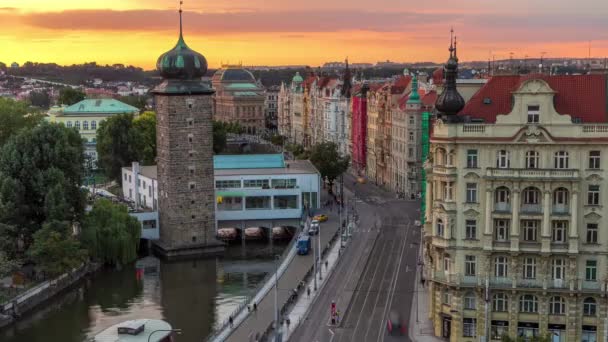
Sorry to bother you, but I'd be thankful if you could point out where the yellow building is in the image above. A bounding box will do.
[47,98,139,167]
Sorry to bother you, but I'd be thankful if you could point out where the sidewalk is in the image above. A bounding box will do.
[409,244,443,342]
[282,224,344,341]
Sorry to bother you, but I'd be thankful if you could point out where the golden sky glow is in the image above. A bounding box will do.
[1,0,608,69]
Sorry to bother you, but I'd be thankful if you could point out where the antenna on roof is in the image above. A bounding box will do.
[540,52,547,74]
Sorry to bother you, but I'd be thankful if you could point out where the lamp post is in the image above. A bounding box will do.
[147,329,182,342]
[318,221,322,280]
[274,254,280,337]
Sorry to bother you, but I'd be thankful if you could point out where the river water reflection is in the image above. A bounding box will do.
[0,243,287,342]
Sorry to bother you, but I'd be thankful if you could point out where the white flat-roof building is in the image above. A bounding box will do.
[122,154,321,239]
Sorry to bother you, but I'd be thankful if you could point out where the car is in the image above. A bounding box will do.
[313,214,328,222]
[308,220,320,235]
[386,311,406,335]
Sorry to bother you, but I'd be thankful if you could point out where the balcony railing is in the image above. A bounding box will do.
[494,202,511,212]
[490,277,513,288]
[580,280,602,292]
[486,168,579,180]
[548,279,569,290]
[518,278,544,288]
[552,205,569,215]
[521,204,542,214]
[433,165,458,176]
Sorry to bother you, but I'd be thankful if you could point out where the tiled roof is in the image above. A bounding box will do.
[460,74,608,123]
[391,75,412,94]
[63,99,139,115]
[398,89,427,110]
[432,68,444,85]
[422,90,438,107]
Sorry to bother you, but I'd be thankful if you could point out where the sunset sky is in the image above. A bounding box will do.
[1,0,608,69]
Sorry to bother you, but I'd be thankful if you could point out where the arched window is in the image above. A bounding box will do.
[494,187,511,211]
[496,150,510,168]
[464,292,476,310]
[522,187,541,206]
[519,294,538,313]
[526,151,540,169]
[549,296,566,315]
[553,188,569,206]
[436,219,445,237]
[492,293,508,312]
[554,151,569,169]
[583,297,597,316]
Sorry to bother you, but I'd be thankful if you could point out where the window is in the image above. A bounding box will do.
[83,121,89,130]
[75,121,80,130]
[586,260,597,281]
[463,318,476,337]
[408,131,414,142]
[189,182,196,190]
[589,151,601,169]
[583,297,597,316]
[552,258,566,280]
[553,188,569,207]
[215,180,241,189]
[444,256,451,273]
[217,196,243,211]
[496,150,510,168]
[66,121,72,128]
[495,187,510,210]
[464,292,476,310]
[273,195,298,209]
[550,296,566,315]
[586,223,598,244]
[91,121,97,130]
[409,116,415,125]
[465,255,476,276]
[243,179,270,188]
[442,288,451,305]
[552,221,567,243]
[491,322,509,340]
[525,151,540,169]
[522,220,538,242]
[519,294,538,313]
[492,293,508,312]
[495,256,508,277]
[554,151,569,169]
[494,219,509,241]
[465,220,477,239]
[124,173,127,181]
[523,187,540,205]
[466,149,478,168]
[271,178,297,189]
[436,219,445,237]
[444,182,453,201]
[588,185,600,205]
[245,196,272,209]
[523,257,537,279]
[527,105,540,123]
[466,183,477,203]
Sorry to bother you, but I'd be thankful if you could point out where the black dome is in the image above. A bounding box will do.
[157,34,208,80]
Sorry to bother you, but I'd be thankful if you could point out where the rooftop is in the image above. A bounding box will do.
[62,99,139,115]
[92,319,171,342]
[214,154,285,169]
[225,83,260,90]
[460,74,608,123]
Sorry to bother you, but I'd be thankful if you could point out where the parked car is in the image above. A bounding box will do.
[313,214,328,222]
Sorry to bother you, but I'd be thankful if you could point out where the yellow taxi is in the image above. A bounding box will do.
[313,214,329,222]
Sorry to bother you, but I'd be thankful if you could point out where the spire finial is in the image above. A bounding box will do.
[179,1,184,40]
[454,35,458,60]
[449,27,454,57]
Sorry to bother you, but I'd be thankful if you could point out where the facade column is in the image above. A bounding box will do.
[569,191,579,254]
[510,189,520,251]
[484,188,493,250]
[426,180,433,221]
[542,190,551,252]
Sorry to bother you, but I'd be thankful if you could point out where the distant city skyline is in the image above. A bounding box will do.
[1,0,607,69]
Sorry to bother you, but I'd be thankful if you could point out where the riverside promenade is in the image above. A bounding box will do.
[209,189,346,342]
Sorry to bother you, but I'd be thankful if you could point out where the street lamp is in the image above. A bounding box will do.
[147,329,182,342]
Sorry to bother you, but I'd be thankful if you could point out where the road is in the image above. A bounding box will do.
[290,173,421,342]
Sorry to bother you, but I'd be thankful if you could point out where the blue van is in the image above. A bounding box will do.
[296,235,311,255]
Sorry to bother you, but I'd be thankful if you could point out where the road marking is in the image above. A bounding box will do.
[329,328,335,342]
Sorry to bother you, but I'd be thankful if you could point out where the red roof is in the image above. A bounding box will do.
[422,90,438,107]
[391,75,412,94]
[398,89,427,110]
[460,74,608,123]
[432,68,444,85]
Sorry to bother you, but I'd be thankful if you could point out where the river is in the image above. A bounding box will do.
[0,243,287,342]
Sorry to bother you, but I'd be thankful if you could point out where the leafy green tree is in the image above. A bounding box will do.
[29,91,51,109]
[132,111,156,165]
[119,95,148,111]
[213,121,228,154]
[270,134,286,146]
[0,97,42,147]
[0,250,21,278]
[0,122,85,251]
[58,87,85,106]
[28,221,87,277]
[81,199,141,265]
[310,142,350,187]
[96,114,139,184]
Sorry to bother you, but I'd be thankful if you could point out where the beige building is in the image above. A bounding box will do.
[212,66,266,134]
[424,73,608,342]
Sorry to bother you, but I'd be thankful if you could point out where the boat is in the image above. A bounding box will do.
[217,227,239,241]
[271,226,293,240]
[93,319,177,342]
[244,227,265,240]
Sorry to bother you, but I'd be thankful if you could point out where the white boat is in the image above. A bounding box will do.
[93,319,176,342]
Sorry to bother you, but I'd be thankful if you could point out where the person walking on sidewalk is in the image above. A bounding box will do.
[307,287,311,298]
[229,316,233,328]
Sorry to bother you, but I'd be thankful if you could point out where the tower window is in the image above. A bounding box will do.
[189,182,196,190]
[527,105,540,123]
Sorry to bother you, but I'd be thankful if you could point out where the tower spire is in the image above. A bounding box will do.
[435,28,465,118]
[453,35,458,60]
[179,1,184,41]
[449,27,454,58]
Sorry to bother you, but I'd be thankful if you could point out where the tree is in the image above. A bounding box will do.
[58,87,85,106]
[81,199,141,265]
[29,91,51,109]
[0,122,85,251]
[0,97,42,147]
[0,250,21,278]
[213,121,228,154]
[119,95,148,111]
[132,111,156,165]
[96,114,139,184]
[28,221,87,277]
[309,142,350,188]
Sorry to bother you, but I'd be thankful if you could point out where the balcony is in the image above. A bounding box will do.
[486,168,580,181]
[547,279,569,290]
[517,278,544,289]
[552,205,569,215]
[433,165,457,176]
[431,235,454,249]
[494,202,511,213]
[520,204,542,214]
[490,277,513,288]
[580,280,603,292]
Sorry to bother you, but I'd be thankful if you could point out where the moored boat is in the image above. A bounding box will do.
[93,319,177,342]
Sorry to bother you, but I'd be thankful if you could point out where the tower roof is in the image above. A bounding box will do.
[435,28,465,116]
[156,3,208,80]
[292,72,304,83]
[407,75,421,104]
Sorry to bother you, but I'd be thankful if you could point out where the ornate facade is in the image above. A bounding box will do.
[424,51,608,341]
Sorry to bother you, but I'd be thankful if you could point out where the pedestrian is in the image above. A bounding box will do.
[325,260,329,269]
[336,310,341,324]
[253,302,257,311]
[307,286,311,298]
[247,305,251,312]
[286,317,291,329]
[229,316,233,328]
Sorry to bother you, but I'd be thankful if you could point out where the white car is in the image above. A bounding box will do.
[308,220,320,235]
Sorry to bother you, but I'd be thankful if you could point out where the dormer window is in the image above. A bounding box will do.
[527,105,540,123]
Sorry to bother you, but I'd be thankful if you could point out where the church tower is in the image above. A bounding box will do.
[152,4,223,258]
[435,29,465,121]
